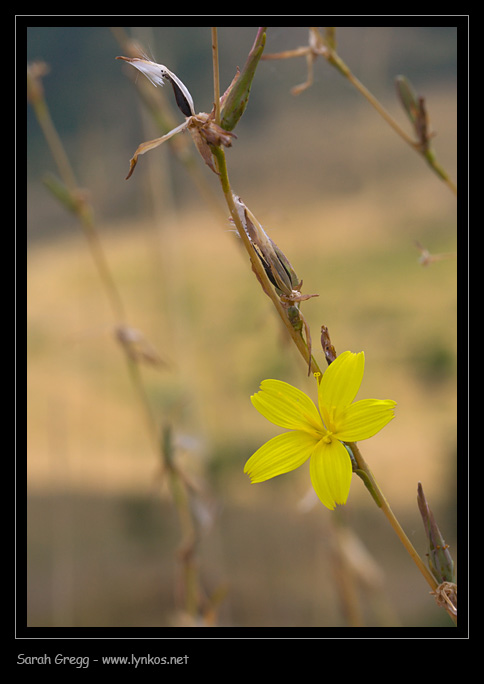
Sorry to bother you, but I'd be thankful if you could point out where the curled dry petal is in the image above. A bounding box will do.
[125,120,189,179]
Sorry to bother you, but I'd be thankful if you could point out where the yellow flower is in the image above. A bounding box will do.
[244,351,396,510]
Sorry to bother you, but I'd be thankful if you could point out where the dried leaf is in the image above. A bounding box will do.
[125,121,189,179]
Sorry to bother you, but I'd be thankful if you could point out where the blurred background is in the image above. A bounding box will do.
[27,26,457,628]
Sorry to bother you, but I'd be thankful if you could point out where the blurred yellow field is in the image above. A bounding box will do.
[27,187,457,501]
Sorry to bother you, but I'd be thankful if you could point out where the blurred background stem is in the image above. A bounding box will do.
[263,27,457,196]
[323,39,457,195]
[28,63,211,623]
[28,65,126,325]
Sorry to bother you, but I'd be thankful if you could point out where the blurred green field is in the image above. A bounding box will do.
[26,27,457,628]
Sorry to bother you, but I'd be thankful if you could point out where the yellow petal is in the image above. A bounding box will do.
[318,352,365,418]
[244,431,317,483]
[334,399,396,442]
[309,439,352,510]
[251,379,323,434]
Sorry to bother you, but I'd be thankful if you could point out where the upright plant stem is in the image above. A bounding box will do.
[214,141,446,612]
[213,146,321,376]
[209,35,456,620]
[211,28,221,126]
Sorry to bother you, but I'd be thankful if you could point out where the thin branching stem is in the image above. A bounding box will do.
[264,28,456,196]
[208,34,318,373]
[210,32,456,625]
[324,33,457,195]
[341,63,457,196]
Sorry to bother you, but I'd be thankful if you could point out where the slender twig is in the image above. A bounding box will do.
[352,442,456,626]
[343,63,457,196]
[263,28,456,196]
[211,27,221,126]
[350,443,438,591]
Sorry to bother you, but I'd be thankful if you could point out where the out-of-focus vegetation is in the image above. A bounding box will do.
[27,26,457,627]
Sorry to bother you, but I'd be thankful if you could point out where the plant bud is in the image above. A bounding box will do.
[417,482,455,584]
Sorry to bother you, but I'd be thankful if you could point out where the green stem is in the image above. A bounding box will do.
[327,49,456,196]
[211,32,455,624]
[214,120,457,624]
[353,443,458,625]
[350,442,439,592]
[215,147,452,622]
[423,149,457,194]
[212,146,321,376]
[328,51,416,148]
[214,134,444,606]
[211,27,221,126]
